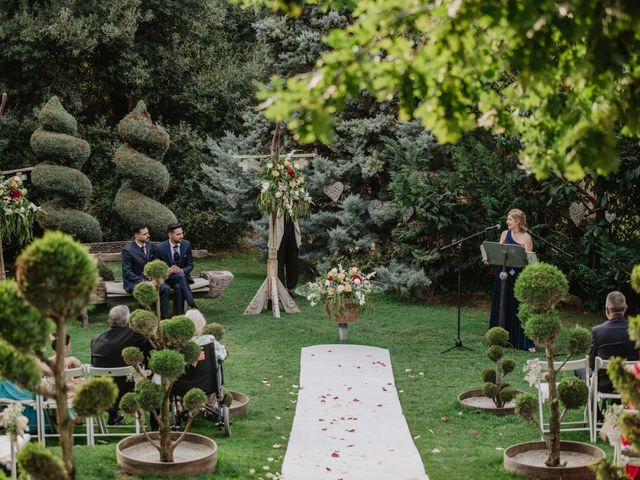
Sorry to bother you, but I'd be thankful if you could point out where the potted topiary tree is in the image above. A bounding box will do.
[114,259,217,477]
[0,231,118,480]
[504,262,606,479]
[458,327,517,415]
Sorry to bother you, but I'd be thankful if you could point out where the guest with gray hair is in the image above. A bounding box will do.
[587,291,639,393]
[185,309,227,361]
[91,304,151,425]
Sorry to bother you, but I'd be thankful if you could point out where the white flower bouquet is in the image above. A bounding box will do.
[257,152,312,220]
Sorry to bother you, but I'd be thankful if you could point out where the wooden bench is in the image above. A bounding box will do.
[85,241,234,312]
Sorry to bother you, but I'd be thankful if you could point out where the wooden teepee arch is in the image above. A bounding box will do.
[243,123,306,317]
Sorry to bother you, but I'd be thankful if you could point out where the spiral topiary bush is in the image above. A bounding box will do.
[30,97,102,242]
[113,101,176,239]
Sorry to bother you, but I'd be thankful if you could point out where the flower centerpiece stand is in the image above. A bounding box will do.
[243,123,313,318]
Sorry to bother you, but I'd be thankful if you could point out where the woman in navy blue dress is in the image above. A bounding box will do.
[489,209,535,351]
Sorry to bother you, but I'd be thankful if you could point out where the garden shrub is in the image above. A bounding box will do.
[113,101,176,240]
[30,97,102,242]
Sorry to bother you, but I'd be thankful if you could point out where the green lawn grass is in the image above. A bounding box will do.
[58,252,610,479]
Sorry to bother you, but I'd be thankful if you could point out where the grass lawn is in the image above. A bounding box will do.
[57,252,610,479]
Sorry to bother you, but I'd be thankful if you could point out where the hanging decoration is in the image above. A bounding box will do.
[323,182,344,202]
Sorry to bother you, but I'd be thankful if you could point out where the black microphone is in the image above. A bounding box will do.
[485,223,501,231]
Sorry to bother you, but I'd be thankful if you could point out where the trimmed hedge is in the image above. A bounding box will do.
[36,201,103,244]
[31,164,92,208]
[30,97,102,242]
[114,184,177,240]
[113,101,176,240]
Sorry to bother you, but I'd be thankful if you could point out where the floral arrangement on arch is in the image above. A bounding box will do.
[306,265,376,319]
[0,174,41,245]
[257,152,312,220]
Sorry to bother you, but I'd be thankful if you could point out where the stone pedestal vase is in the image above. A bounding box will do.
[116,432,217,477]
[503,440,606,480]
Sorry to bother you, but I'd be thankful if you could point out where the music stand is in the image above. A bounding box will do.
[481,241,529,330]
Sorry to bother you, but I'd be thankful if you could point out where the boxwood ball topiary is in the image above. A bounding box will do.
[129,309,157,338]
[202,322,224,339]
[502,359,516,374]
[515,393,537,421]
[181,340,201,365]
[0,343,44,391]
[31,97,102,241]
[487,345,504,362]
[122,346,144,366]
[500,387,515,404]
[119,392,139,414]
[17,442,67,480]
[482,382,499,399]
[486,327,509,346]
[523,311,562,348]
[149,349,185,381]
[567,327,591,356]
[144,259,169,283]
[73,376,118,417]
[16,231,98,319]
[161,316,195,347]
[514,263,569,312]
[0,280,53,350]
[133,281,158,309]
[135,379,164,411]
[557,377,589,410]
[183,388,207,412]
[482,368,496,384]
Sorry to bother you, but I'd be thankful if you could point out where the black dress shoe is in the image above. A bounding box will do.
[188,302,198,310]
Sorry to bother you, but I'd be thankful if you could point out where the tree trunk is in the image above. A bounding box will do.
[545,349,561,467]
[159,387,173,462]
[54,321,75,479]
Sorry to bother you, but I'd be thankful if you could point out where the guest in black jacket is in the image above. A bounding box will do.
[90,305,151,425]
[589,291,639,393]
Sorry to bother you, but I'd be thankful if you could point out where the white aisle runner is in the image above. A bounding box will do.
[282,344,429,480]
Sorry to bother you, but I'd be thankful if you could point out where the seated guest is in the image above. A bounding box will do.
[122,224,170,318]
[91,305,151,425]
[48,334,82,370]
[154,223,197,315]
[588,291,639,393]
[185,309,228,361]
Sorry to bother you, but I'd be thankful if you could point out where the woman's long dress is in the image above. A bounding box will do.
[488,230,534,350]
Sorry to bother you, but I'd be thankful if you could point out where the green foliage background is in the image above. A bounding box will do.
[1,1,639,307]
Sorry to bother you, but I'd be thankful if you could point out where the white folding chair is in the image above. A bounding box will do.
[37,366,90,446]
[536,356,592,440]
[84,366,140,446]
[591,357,639,442]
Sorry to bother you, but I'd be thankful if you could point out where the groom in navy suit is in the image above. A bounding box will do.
[154,222,197,315]
[121,224,171,318]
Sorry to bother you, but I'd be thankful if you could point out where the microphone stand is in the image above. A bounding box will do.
[524,227,573,258]
[440,226,498,354]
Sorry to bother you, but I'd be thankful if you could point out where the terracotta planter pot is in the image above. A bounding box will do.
[503,440,606,480]
[228,390,250,417]
[116,432,217,477]
[457,389,517,416]
[324,299,360,324]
